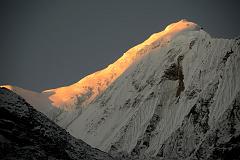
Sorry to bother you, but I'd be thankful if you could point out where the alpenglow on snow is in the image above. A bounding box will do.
[2,20,240,159]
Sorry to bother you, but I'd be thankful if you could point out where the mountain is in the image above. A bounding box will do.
[0,87,114,160]
[1,85,59,119]
[1,20,203,128]
[2,20,240,159]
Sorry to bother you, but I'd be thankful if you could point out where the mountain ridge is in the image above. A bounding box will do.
[0,87,114,160]
[2,19,202,111]
[1,20,240,159]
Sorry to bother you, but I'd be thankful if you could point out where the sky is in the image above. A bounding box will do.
[1,0,240,92]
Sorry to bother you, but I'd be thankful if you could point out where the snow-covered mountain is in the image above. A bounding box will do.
[0,87,114,160]
[2,20,240,159]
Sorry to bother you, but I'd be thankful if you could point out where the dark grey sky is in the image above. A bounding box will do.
[1,0,240,92]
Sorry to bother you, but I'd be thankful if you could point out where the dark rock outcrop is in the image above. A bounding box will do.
[0,87,114,160]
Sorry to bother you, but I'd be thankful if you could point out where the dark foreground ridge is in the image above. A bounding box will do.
[0,87,114,160]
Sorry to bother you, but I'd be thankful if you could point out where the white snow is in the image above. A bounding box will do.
[2,20,239,158]
[65,20,240,156]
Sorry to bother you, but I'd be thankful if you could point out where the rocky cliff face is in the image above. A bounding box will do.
[0,88,114,160]
[2,20,240,160]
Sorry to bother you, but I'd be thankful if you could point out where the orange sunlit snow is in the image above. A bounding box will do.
[2,20,200,110]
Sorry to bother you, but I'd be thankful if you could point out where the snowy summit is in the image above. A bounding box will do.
[1,20,240,159]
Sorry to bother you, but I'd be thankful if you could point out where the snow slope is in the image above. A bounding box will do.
[2,20,240,159]
[41,19,200,110]
[65,20,240,159]
[1,20,202,128]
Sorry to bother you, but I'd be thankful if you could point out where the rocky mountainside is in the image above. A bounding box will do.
[2,20,240,159]
[0,87,114,160]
